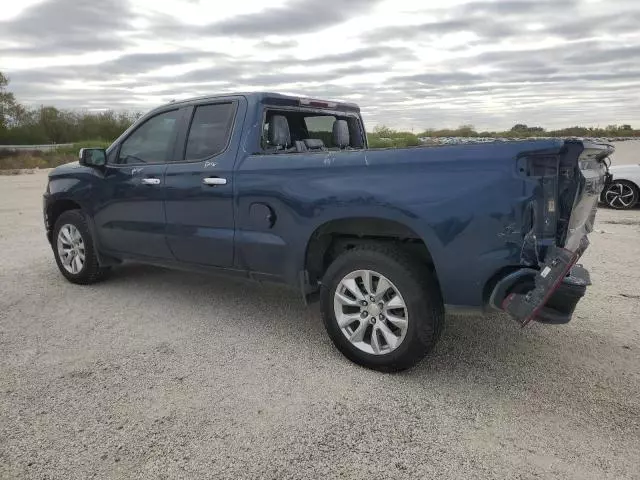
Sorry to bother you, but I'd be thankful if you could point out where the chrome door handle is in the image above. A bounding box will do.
[203,177,227,186]
[141,178,161,185]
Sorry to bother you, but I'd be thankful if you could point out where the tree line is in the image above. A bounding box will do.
[419,122,638,139]
[369,123,639,148]
[1,71,638,147]
[1,72,139,145]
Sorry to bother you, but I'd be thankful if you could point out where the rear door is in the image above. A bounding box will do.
[163,98,245,267]
[94,107,185,259]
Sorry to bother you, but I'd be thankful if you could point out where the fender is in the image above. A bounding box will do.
[45,192,119,267]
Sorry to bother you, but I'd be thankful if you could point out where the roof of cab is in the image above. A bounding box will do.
[153,91,360,112]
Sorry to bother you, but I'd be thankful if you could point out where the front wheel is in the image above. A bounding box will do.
[52,210,110,284]
[320,244,444,372]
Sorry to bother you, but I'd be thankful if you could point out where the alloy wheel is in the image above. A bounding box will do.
[604,182,637,209]
[57,224,86,274]
[333,269,408,355]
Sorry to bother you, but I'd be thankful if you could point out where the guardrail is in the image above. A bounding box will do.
[0,143,74,152]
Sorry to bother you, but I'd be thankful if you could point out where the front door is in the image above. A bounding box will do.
[163,99,244,267]
[93,108,184,259]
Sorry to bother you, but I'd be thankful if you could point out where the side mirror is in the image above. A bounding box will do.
[79,148,107,167]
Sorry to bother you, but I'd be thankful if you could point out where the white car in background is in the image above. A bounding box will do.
[601,164,640,209]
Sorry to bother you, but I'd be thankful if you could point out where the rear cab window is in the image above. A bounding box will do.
[260,107,365,154]
[304,116,336,148]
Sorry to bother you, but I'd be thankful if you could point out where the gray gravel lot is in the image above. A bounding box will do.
[1,171,639,480]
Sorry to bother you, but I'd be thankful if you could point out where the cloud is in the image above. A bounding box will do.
[141,61,387,89]
[391,72,487,86]
[98,52,214,75]
[360,0,627,47]
[563,45,640,66]
[361,20,473,43]
[259,39,299,50]
[0,0,133,55]
[12,45,407,87]
[1,0,640,130]
[303,46,414,65]
[209,0,382,36]
[460,0,578,15]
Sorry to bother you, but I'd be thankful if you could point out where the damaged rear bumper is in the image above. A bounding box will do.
[535,264,590,324]
[498,246,591,326]
[488,251,591,326]
[490,140,611,326]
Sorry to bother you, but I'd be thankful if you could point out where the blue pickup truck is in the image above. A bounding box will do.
[43,92,612,371]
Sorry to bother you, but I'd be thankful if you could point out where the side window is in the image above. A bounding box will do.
[117,109,180,164]
[184,103,236,161]
[305,115,336,148]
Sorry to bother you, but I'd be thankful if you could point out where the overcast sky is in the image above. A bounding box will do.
[1,0,639,130]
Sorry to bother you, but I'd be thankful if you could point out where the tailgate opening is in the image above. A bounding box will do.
[496,140,612,326]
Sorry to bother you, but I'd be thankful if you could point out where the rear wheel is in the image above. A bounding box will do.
[320,244,444,372]
[603,180,639,209]
[53,210,110,284]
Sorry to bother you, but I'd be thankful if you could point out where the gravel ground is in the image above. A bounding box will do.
[1,171,639,480]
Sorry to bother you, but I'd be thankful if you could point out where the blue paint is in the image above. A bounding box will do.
[43,92,608,310]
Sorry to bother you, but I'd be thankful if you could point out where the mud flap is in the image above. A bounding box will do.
[502,239,588,327]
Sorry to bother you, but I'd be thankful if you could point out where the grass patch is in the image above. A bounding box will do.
[0,152,76,171]
[53,140,112,156]
[0,140,110,171]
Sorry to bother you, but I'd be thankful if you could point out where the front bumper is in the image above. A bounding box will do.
[43,193,53,244]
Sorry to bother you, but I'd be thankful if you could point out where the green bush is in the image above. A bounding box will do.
[367,125,421,149]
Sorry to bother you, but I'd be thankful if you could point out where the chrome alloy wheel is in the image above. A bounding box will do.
[333,270,409,355]
[57,224,86,274]
[604,182,636,209]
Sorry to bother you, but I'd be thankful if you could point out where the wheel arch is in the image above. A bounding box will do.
[612,177,640,189]
[303,216,440,294]
[46,197,117,266]
[46,198,84,244]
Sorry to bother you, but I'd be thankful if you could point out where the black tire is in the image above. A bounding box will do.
[602,180,639,210]
[320,243,444,372]
[52,210,110,284]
